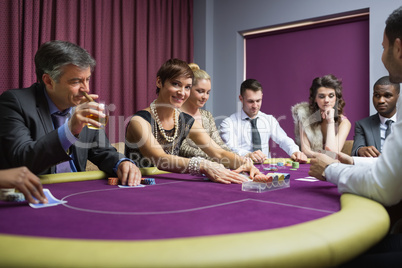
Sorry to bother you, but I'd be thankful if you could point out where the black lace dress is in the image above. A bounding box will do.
[125,110,194,167]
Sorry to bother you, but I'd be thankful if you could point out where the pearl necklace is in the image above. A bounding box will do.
[150,100,179,143]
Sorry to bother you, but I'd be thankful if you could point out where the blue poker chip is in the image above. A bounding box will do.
[141,178,156,185]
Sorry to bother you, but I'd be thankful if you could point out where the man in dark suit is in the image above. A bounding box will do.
[0,40,141,186]
[351,76,399,157]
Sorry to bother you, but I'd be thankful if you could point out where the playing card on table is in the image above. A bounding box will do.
[118,184,145,188]
[29,189,67,208]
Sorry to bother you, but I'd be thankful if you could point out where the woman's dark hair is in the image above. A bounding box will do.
[156,58,194,94]
[309,74,345,123]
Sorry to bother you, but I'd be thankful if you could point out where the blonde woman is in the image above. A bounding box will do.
[179,63,233,161]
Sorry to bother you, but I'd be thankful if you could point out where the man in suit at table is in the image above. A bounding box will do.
[0,40,141,186]
[351,76,399,157]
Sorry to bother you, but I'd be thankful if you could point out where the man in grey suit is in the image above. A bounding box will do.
[351,76,399,157]
[0,40,141,186]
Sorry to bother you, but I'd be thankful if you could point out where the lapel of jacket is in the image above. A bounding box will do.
[370,113,381,152]
[71,113,86,172]
[35,85,54,134]
[35,84,56,173]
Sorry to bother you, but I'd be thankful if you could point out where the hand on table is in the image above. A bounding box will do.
[200,161,250,184]
[232,160,262,180]
[0,167,47,204]
[308,152,339,181]
[246,150,267,164]
[291,151,308,163]
[357,146,381,157]
[336,150,354,165]
[308,146,354,181]
[117,161,142,186]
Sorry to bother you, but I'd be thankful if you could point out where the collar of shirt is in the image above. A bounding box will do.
[44,88,72,115]
[378,113,397,126]
[241,109,261,121]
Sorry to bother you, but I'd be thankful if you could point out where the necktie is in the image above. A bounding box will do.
[51,111,72,173]
[249,118,262,152]
[385,119,394,138]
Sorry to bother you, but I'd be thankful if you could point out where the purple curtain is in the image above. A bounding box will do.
[0,0,193,142]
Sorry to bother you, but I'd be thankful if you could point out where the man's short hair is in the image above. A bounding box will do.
[374,76,400,94]
[385,6,402,46]
[35,40,96,84]
[240,79,262,96]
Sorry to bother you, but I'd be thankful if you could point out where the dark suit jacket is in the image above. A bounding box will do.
[351,113,381,156]
[0,83,123,175]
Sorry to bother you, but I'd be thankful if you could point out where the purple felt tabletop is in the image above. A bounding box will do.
[0,164,340,240]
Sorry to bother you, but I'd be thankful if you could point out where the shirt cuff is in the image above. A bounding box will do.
[353,156,377,166]
[58,121,77,151]
[324,162,344,185]
[113,158,136,175]
[325,157,377,186]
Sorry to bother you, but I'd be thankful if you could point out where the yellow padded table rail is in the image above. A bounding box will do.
[0,193,389,267]
[39,171,108,184]
[39,167,170,184]
[263,158,311,164]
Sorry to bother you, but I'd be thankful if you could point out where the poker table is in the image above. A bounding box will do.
[0,160,390,267]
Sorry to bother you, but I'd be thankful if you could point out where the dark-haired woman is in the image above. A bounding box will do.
[125,59,260,184]
[292,74,351,157]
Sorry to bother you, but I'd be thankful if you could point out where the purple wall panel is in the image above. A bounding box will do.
[246,18,369,157]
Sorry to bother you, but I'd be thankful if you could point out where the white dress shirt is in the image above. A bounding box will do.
[325,95,402,206]
[219,109,300,158]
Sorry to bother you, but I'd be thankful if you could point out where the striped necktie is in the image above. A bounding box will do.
[385,119,394,138]
[248,118,262,152]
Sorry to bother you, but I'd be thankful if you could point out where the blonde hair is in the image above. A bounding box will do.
[189,63,210,86]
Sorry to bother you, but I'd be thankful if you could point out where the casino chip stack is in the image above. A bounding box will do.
[285,161,292,167]
[0,189,25,202]
[141,178,156,185]
[108,177,119,185]
[2,193,25,202]
[253,174,273,183]
[6,193,25,202]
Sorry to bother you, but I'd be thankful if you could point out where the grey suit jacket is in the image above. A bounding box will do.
[351,113,381,156]
[0,83,123,175]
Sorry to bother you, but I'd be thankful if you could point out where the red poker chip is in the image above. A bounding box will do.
[108,177,119,186]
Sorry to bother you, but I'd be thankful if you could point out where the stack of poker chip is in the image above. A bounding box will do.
[0,191,25,202]
[0,188,25,202]
[6,193,25,202]
[108,177,119,185]
[292,162,299,169]
[253,174,273,183]
[141,178,156,185]
[266,166,278,171]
